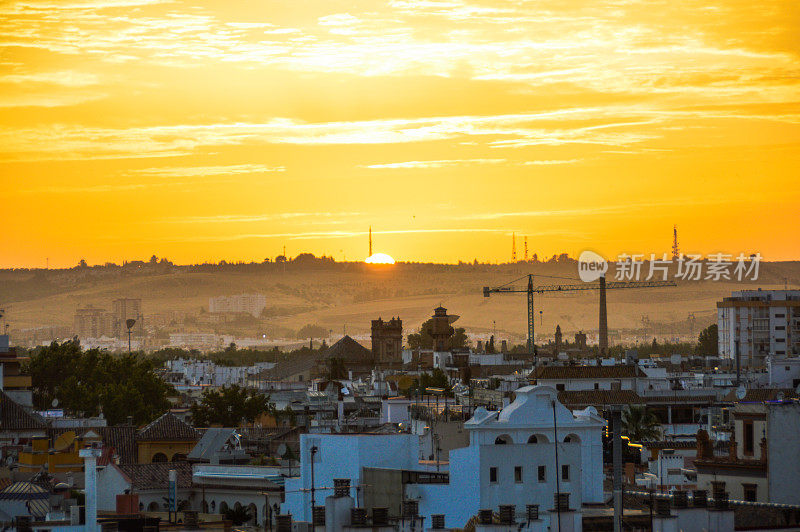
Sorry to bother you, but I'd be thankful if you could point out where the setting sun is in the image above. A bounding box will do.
[365,253,396,265]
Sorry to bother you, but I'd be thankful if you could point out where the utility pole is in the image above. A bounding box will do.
[310,445,318,524]
[611,406,623,532]
[552,400,561,532]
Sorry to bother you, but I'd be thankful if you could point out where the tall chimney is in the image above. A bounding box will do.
[599,275,608,355]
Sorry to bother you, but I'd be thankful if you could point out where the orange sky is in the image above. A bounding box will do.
[1,0,799,267]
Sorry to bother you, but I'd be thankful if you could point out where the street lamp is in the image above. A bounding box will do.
[126,318,136,354]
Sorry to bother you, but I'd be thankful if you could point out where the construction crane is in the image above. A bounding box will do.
[483,274,677,362]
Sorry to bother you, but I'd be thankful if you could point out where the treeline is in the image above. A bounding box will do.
[24,340,173,425]
[149,343,329,367]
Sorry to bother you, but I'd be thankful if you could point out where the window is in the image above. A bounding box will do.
[561,464,570,481]
[776,326,785,331]
[514,466,523,483]
[538,466,546,482]
[777,338,786,343]
[556,384,565,391]
[744,421,754,455]
[776,313,785,318]
[594,383,599,390]
[743,484,757,502]
[490,467,498,483]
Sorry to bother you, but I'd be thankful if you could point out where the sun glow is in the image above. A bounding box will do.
[365,253,395,264]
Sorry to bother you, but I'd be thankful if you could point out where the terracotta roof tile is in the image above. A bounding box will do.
[557,390,643,407]
[117,462,193,490]
[530,365,646,380]
[0,391,46,431]
[98,425,137,464]
[137,412,199,442]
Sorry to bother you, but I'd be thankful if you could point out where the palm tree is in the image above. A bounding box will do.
[223,506,252,526]
[621,405,662,442]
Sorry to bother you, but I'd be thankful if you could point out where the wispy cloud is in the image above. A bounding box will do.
[521,159,582,165]
[361,158,506,169]
[128,164,285,178]
[160,212,362,224]
[0,71,100,87]
[452,200,721,221]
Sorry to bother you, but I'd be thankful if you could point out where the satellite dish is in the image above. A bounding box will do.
[447,314,460,324]
[52,398,59,407]
[777,392,785,402]
[126,318,137,330]
[735,386,746,401]
[276,443,288,457]
[795,382,800,396]
[53,431,76,452]
[341,387,350,395]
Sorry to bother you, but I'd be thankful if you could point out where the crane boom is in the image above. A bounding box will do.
[483,274,677,362]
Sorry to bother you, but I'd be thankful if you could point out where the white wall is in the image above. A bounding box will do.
[282,434,421,521]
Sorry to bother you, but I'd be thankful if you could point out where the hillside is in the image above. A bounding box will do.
[2,260,798,347]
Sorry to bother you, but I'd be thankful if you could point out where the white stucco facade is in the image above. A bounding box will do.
[282,386,605,529]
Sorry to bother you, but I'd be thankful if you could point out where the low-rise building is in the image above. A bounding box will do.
[695,399,800,504]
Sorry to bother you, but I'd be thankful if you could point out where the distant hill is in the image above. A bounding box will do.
[2,259,798,347]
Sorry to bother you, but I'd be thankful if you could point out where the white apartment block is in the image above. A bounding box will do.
[718,289,800,367]
[209,294,267,317]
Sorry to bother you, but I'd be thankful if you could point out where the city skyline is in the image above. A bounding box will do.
[2,0,799,268]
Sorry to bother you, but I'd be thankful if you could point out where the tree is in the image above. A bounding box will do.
[407,318,470,350]
[621,405,662,442]
[25,341,172,425]
[408,368,451,396]
[223,506,252,526]
[296,324,329,340]
[696,324,718,356]
[190,385,272,427]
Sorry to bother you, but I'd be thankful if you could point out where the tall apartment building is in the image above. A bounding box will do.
[208,294,266,317]
[74,306,114,338]
[113,298,143,338]
[718,289,800,367]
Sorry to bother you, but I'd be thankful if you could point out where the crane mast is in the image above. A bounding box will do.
[483,274,677,363]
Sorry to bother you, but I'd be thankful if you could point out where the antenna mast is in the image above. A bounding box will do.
[369,226,373,256]
[524,237,528,261]
[672,225,680,260]
[511,233,516,262]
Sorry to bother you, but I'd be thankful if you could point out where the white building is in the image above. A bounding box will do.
[695,400,800,504]
[529,364,665,394]
[164,358,272,387]
[718,289,800,367]
[282,433,422,521]
[209,294,267,318]
[283,386,605,529]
